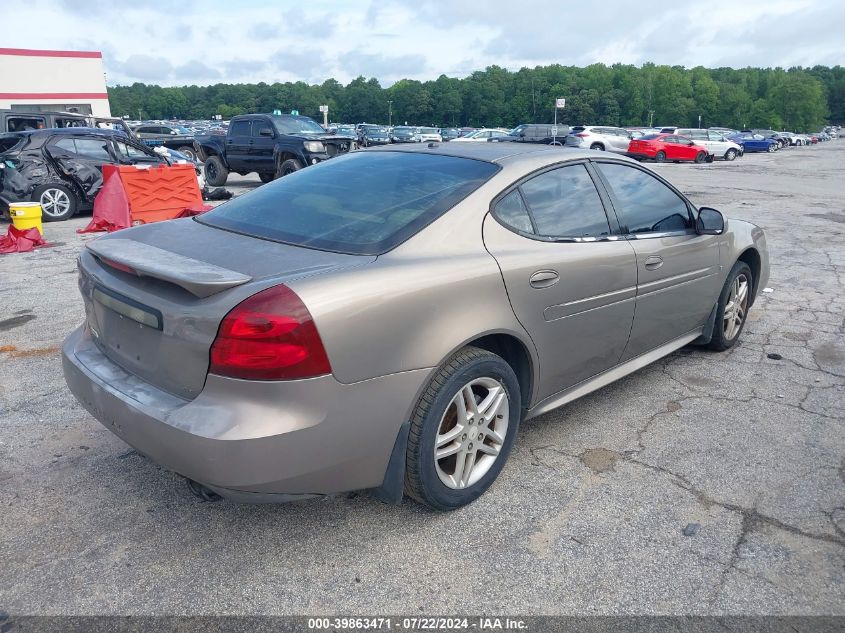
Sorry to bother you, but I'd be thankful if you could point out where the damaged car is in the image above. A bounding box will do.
[0,128,168,221]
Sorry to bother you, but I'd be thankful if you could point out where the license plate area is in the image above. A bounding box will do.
[93,285,162,330]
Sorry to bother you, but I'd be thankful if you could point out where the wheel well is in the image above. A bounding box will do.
[277,152,297,165]
[738,248,761,305]
[590,142,604,149]
[467,334,533,409]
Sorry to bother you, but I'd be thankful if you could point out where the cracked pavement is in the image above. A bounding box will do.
[0,148,843,615]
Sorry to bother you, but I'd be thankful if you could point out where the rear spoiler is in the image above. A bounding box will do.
[87,238,251,298]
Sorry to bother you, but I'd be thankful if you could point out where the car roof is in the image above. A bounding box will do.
[365,142,640,167]
[1,127,125,138]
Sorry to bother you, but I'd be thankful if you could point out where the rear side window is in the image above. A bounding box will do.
[0,134,25,153]
[494,190,533,233]
[597,163,692,234]
[229,120,250,136]
[199,152,499,255]
[515,164,610,238]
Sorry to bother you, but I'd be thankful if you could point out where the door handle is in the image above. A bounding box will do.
[644,255,663,270]
[529,270,560,288]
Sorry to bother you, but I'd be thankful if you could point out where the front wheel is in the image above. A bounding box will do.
[724,148,738,161]
[258,172,274,183]
[405,346,521,511]
[33,183,77,222]
[708,262,753,351]
[767,143,777,153]
[694,151,707,163]
[276,158,303,178]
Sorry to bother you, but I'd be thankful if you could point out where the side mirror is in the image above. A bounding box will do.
[259,128,273,137]
[687,140,695,145]
[696,207,724,235]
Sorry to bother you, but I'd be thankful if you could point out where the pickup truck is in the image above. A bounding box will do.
[132,123,198,160]
[193,113,356,186]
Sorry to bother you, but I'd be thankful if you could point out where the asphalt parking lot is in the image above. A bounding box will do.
[1,144,843,616]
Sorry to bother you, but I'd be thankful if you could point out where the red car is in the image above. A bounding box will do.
[627,133,710,163]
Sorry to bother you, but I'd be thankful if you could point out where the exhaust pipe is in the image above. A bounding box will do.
[186,478,222,502]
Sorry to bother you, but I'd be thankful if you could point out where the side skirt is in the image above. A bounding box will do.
[525,330,702,421]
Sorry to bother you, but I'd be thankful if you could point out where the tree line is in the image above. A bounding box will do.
[108,63,845,132]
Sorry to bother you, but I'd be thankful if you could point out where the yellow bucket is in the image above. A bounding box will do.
[9,202,43,234]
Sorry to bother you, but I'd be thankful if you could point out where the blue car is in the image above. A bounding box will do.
[727,133,778,153]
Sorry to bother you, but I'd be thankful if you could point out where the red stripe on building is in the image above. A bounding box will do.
[0,48,103,59]
[0,92,109,99]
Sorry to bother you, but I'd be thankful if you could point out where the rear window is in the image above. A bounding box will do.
[0,134,25,153]
[198,151,500,255]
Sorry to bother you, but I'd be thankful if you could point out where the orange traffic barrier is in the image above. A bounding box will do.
[111,163,202,225]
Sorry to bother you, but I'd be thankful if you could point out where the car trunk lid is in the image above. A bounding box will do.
[78,218,374,399]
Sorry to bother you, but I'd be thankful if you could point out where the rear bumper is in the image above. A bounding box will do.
[62,325,430,500]
[625,151,654,160]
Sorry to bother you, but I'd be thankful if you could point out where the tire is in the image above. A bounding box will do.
[724,148,738,161]
[707,262,753,351]
[176,146,197,161]
[277,158,303,178]
[32,183,77,222]
[767,143,777,153]
[655,150,666,162]
[258,173,275,183]
[405,346,522,511]
[590,143,605,151]
[694,151,707,163]
[203,156,228,186]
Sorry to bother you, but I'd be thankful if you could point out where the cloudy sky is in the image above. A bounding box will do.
[5,0,844,86]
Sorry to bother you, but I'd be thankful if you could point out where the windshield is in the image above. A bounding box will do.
[508,125,527,136]
[393,127,414,133]
[272,116,327,135]
[419,127,438,134]
[198,151,499,255]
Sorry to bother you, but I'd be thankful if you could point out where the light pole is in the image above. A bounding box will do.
[388,100,393,127]
[698,114,702,129]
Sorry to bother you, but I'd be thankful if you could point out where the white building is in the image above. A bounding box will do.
[0,47,111,117]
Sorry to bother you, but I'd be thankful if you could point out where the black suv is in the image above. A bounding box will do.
[194,113,355,186]
[0,128,167,221]
[490,123,570,145]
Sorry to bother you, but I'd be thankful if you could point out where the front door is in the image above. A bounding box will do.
[593,160,721,359]
[482,162,637,400]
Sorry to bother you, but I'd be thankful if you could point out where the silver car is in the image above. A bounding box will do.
[565,126,633,153]
[62,144,769,510]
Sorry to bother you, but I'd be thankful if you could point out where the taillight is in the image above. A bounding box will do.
[575,133,588,138]
[209,284,331,380]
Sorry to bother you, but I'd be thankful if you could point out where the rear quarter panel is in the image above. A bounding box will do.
[287,171,539,399]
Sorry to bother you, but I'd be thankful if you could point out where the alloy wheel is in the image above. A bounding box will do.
[434,377,509,490]
[723,273,749,341]
[39,188,71,218]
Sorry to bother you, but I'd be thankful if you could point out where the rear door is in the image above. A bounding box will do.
[225,119,252,171]
[593,160,720,359]
[249,117,276,173]
[45,134,112,198]
[482,161,637,400]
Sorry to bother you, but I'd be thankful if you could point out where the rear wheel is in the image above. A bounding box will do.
[655,150,666,162]
[33,183,77,222]
[203,156,228,186]
[590,143,605,151]
[694,151,707,163]
[708,262,753,351]
[405,346,521,511]
[724,148,738,161]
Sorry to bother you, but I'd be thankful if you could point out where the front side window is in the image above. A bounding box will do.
[199,152,499,255]
[114,139,150,159]
[708,131,726,141]
[72,138,113,160]
[517,164,610,238]
[597,163,692,234]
